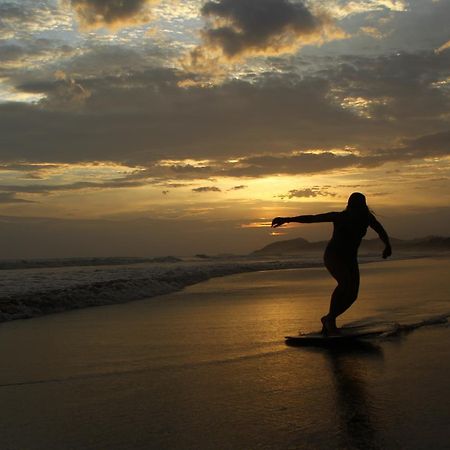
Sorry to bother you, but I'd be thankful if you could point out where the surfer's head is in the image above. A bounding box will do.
[347,192,367,210]
[345,192,372,218]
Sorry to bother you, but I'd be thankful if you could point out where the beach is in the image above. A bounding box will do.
[0,257,449,449]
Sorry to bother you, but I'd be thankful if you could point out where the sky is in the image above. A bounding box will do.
[0,0,449,257]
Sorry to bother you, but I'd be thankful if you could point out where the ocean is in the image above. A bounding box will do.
[0,256,449,449]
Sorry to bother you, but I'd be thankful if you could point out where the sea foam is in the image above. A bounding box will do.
[0,257,324,322]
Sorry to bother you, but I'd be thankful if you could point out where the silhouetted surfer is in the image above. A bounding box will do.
[272,193,391,336]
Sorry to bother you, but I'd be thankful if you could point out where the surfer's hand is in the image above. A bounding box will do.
[382,245,392,259]
[271,217,287,228]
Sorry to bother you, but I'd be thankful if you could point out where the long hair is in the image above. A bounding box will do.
[345,192,373,219]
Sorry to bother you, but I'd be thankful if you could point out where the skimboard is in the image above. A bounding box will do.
[285,325,394,347]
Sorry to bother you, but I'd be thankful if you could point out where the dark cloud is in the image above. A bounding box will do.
[0,2,29,20]
[61,45,164,76]
[361,129,450,168]
[228,185,247,190]
[219,130,450,177]
[0,43,28,62]
[220,152,360,177]
[0,162,62,180]
[0,40,74,65]
[384,0,450,54]
[0,2,37,34]
[0,192,35,203]
[143,129,450,180]
[38,71,91,110]
[201,0,328,57]
[162,183,191,188]
[327,51,450,124]
[69,0,155,29]
[0,70,371,164]
[186,0,344,68]
[0,179,148,195]
[0,163,60,172]
[0,1,70,40]
[0,42,170,97]
[277,187,337,199]
[192,186,221,193]
[114,151,364,181]
[1,51,448,175]
[400,130,450,157]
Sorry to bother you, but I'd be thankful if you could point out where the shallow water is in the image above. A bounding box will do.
[0,257,449,449]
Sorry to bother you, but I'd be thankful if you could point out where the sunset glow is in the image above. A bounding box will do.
[0,0,449,256]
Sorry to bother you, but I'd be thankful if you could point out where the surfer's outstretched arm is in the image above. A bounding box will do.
[271,212,338,228]
[369,214,392,258]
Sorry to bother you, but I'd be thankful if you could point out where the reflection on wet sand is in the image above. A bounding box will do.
[308,343,385,450]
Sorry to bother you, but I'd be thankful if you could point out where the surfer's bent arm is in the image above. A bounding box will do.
[272,212,338,227]
[369,214,392,258]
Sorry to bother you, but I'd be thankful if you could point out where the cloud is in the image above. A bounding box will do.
[192,186,221,193]
[144,129,450,181]
[219,152,361,177]
[0,1,72,39]
[0,178,148,195]
[359,26,384,40]
[319,0,407,19]
[225,130,450,177]
[326,51,450,123]
[0,163,61,172]
[37,71,91,110]
[188,0,345,66]
[115,151,365,182]
[68,0,156,29]
[228,185,247,190]
[0,162,63,180]
[394,129,450,158]
[0,70,343,162]
[435,40,450,54]
[0,192,35,204]
[0,2,36,39]
[166,183,189,188]
[1,51,449,173]
[0,40,75,68]
[276,187,337,199]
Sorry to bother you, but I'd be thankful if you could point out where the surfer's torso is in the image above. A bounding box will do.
[326,210,371,258]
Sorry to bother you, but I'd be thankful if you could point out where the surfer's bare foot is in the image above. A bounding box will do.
[321,315,341,336]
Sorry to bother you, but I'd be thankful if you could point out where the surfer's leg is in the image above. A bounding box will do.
[322,251,348,333]
[323,254,359,333]
[330,260,359,317]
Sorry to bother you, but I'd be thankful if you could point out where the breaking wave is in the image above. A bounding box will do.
[0,257,323,322]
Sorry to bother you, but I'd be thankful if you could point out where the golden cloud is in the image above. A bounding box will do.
[435,39,450,54]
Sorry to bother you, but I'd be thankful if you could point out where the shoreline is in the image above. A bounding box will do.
[1,253,447,325]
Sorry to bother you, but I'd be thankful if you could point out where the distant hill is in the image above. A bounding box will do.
[252,236,450,256]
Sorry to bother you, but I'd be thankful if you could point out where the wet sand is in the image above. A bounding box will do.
[0,257,449,449]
